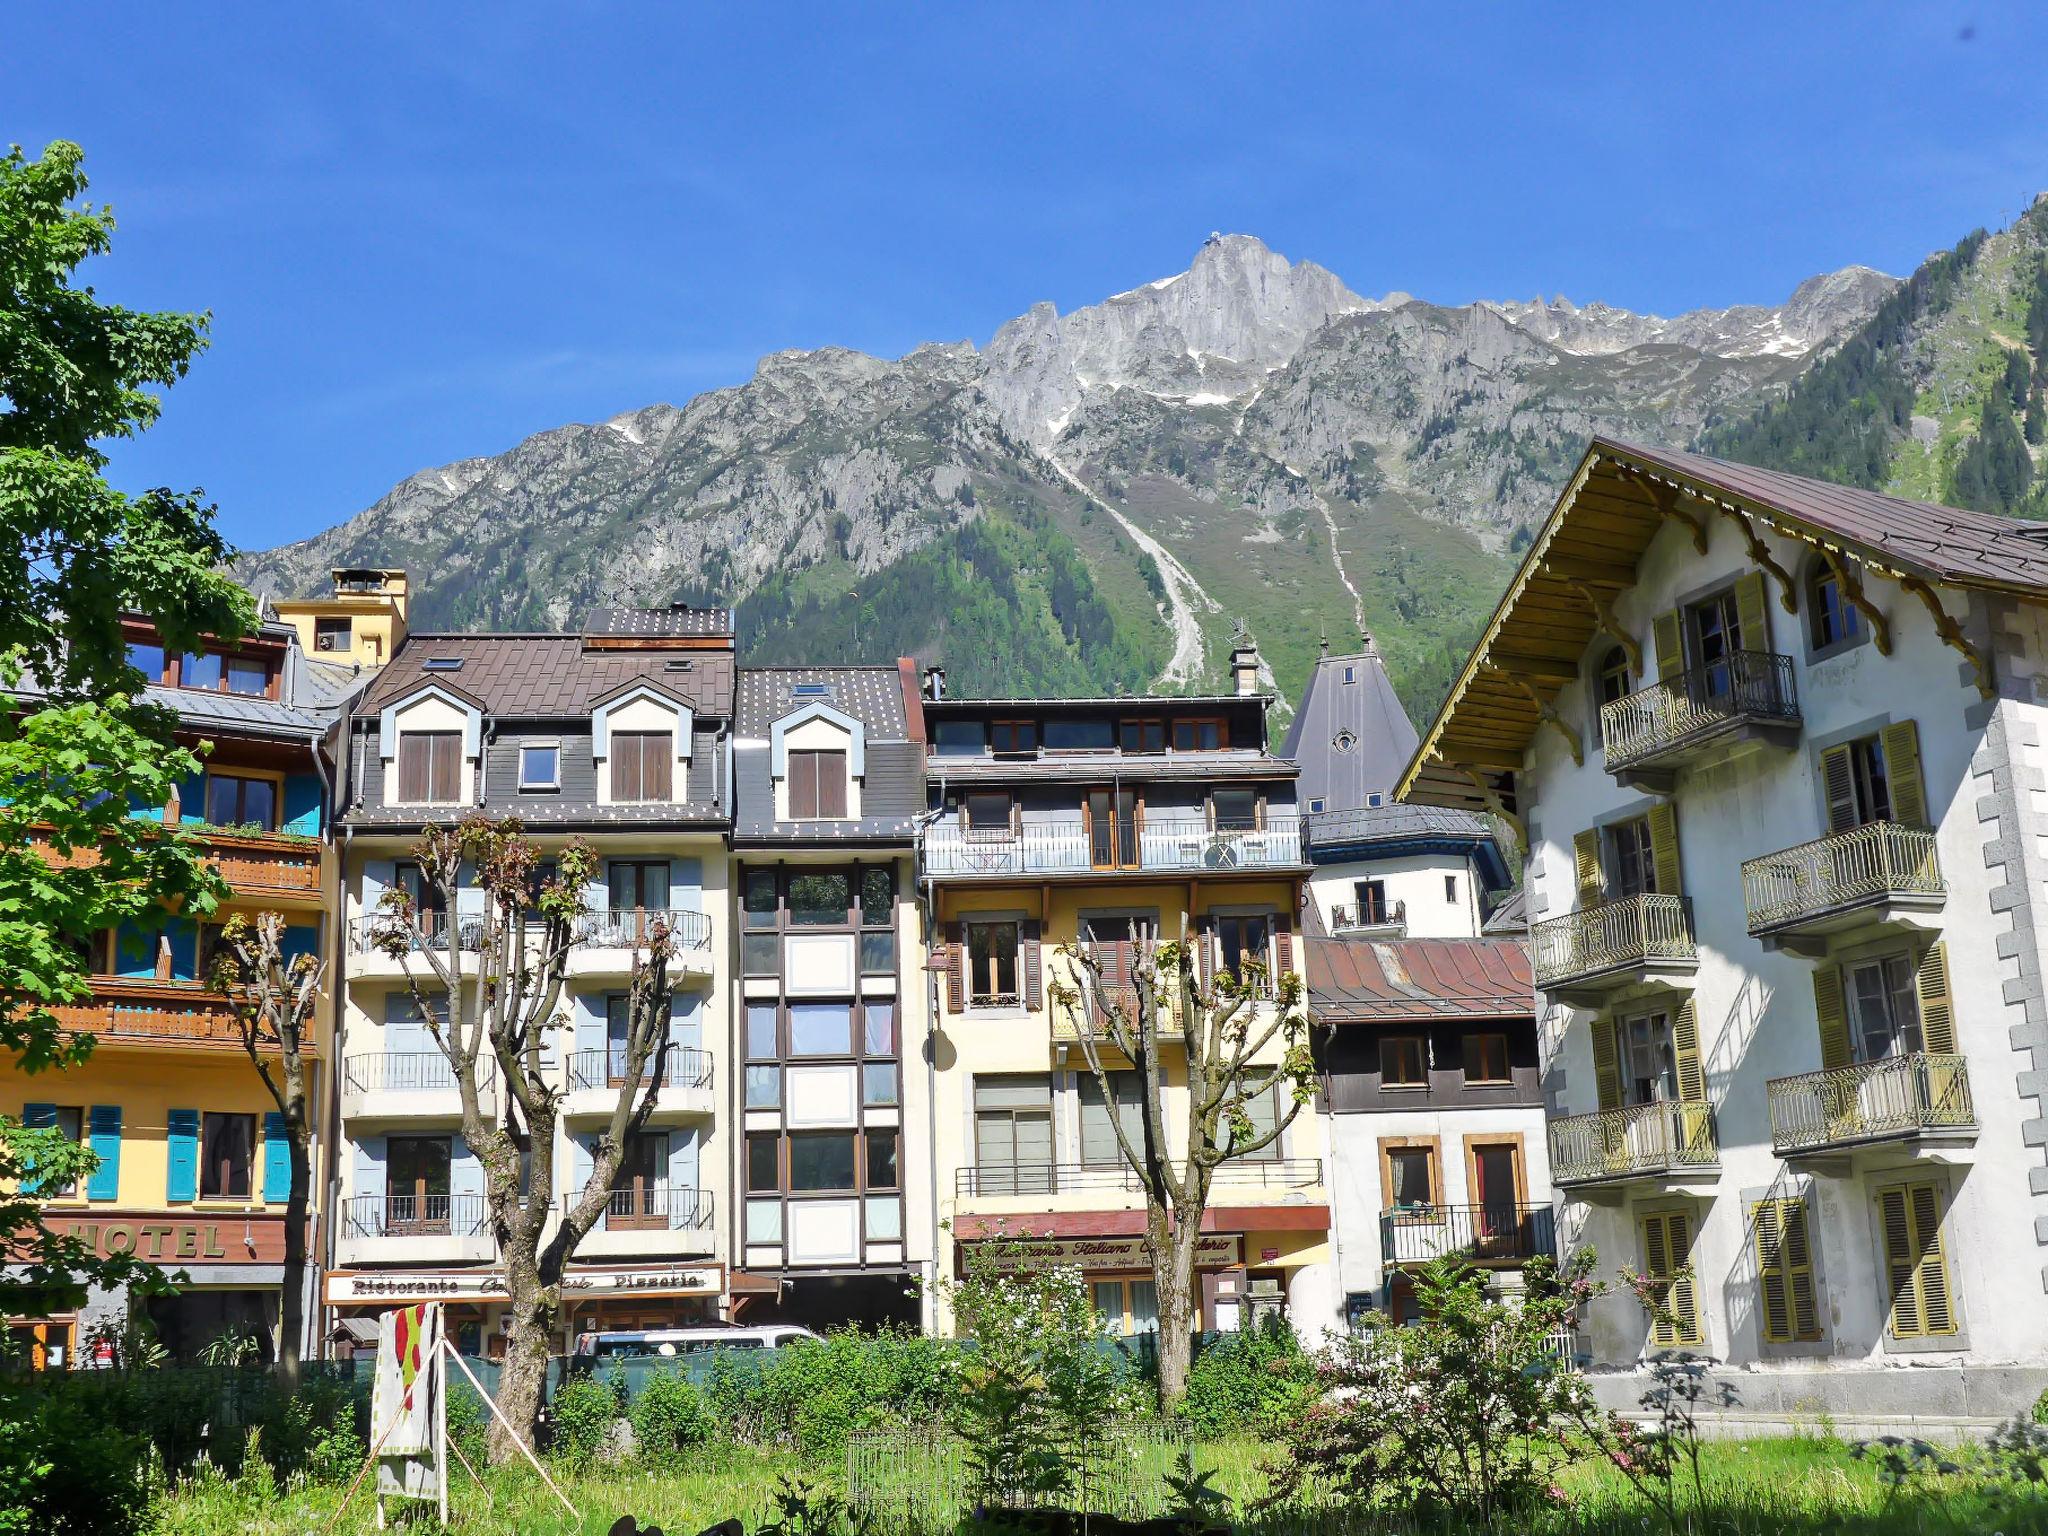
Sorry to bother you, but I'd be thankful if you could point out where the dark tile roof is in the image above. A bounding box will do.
[927,753,1296,785]
[737,666,908,739]
[1482,886,1528,935]
[584,605,734,638]
[356,634,735,719]
[1281,645,1418,810]
[1304,803,1493,847]
[1308,937,1533,1022]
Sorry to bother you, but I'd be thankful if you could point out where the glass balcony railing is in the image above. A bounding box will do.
[921,816,1302,879]
[954,1158,1322,1198]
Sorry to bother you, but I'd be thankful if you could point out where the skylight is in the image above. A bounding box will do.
[423,657,464,672]
[791,682,833,699]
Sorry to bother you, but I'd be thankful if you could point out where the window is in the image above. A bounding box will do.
[1470,1142,1522,1223]
[397,731,462,803]
[790,682,832,700]
[1687,590,1743,699]
[862,1061,899,1106]
[612,731,674,802]
[126,641,166,681]
[1308,798,1326,814]
[746,1134,779,1193]
[743,870,779,928]
[1044,718,1113,751]
[788,1132,857,1191]
[609,860,671,913]
[205,772,277,830]
[1086,787,1140,868]
[973,1077,1052,1194]
[200,1112,254,1201]
[1809,564,1861,651]
[1172,717,1226,751]
[181,651,224,689]
[746,1004,778,1059]
[863,1000,897,1055]
[1119,718,1165,754]
[1215,913,1272,989]
[1209,788,1259,831]
[1752,1198,1822,1343]
[225,657,269,696]
[789,1003,853,1056]
[787,749,848,817]
[608,1133,670,1226]
[1822,734,1893,831]
[1092,1278,1161,1335]
[1444,874,1458,904]
[518,744,560,791]
[966,920,1020,1007]
[859,867,894,927]
[1596,646,1633,745]
[1383,1145,1436,1210]
[1620,1009,1677,1105]
[1465,1033,1511,1084]
[990,719,1039,754]
[932,719,985,757]
[964,793,1014,837]
[1354,880,1388,925]
[1845,954,1922,1061]
[422,656,464,672]
[1342,665,1357,684]
[1878,1181,1957,1339]
[314,617,351,652]
[788,871,850,925]
[1333,729,1358,754]
[1230,1077,1281,1161]
[1609,816,1657,898]
[1078,1071,1144,1166]
[394,859,445,917]
[1640,1209,1703,1347]
[741,934,779,976]
[1380,1035,1427,1086]
[865,1130,899,1188]
[1366,791,1385,808]
[386,1135,452,1231]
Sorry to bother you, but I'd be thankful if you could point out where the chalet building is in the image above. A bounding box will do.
[5,614,360,1366]
[727,664,932,1330]
[919,646,1336,1338]
[326,609,734,1355]
[272,567,411,672]
[1402,438,2048,1420]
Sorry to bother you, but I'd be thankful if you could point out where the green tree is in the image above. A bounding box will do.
[0,140,252,1311]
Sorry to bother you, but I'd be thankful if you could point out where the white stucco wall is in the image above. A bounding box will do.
[1309,852,1487,938]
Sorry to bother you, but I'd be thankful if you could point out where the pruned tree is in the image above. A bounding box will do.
[210,911,323,1387]
[372,815,683,1462]
[1050,919,1315,1407]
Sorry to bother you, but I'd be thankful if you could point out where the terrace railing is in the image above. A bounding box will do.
[1549,1100,1717,1185]
[572,907,713,951]
[1601,651,1799,772]
[566,1183,714,1232]
[1767,1053,1974,1154]
[955,1157,1322,1198]
[1530,894,1694,989]
[341,1050,496,1094]
[1379,1203,1557,1266]
[342,1192,488,1239]
[565,1045,713,1092]
[1740,822,1943,934]
[922,816,1302,879]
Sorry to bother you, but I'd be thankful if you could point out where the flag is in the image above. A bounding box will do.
[373,1302,442,1500]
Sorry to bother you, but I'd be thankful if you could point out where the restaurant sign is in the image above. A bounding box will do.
[970,1234,1241,1274]
[326,1265,725,1306]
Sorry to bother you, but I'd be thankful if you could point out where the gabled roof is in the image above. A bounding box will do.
[1307,936,1533,1022]
[1398,436,2048,813]
[737,666,910,739]
[356,634,735,720]
[1280,642,1417,810]
[1303,802,1511,890]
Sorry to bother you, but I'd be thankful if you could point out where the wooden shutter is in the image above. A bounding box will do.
[87,1105,121,1201]
[613,735,642,802]
[1592,1015,1622,1111]
[1813,966,1851,1070]
[1781,1199,1821,1341]
[816,752,848,817]
[1671,997,1705,1103]
[432,732,460,802]
[1574,829,1605,904]
[1648,803,1682,896]
[1882,719,1927,828]
[1820,744,1858,833]
[1914,942,1956,1055]
[944,922,965,1011]
[1654,610,1685,682]
[1194,916,1214,990]
[1022,919,1043,1010]
[1274,912,1294,977]
[1733,571,1769,653]
[788,750,817,817]
[398,736,428,801]
[166,1109,199,1203]
[643,734,673,801]
[1880,1182,1957,1338]
[262,1111,291,1203]
[1642,1208,1701,1348]
[1753,1198,1821,1344]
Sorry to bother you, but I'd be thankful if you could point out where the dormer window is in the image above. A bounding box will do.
[398,732,462,804]
[611,731,674,802]
[788,750,848,818]
[518,743,560,792]
[990,719,1039,754]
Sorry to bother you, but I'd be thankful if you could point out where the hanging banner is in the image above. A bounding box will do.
[372,1302,443,1503]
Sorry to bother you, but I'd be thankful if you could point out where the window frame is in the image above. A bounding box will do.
[517,741,561,792]
[1464,1032,1512,1085]
[787,748,849,818]
[611,730,675,803]
[1379,1137,1441,1212]
[397,730,463,805]
[199,1111,256,1202]
[1171,716,1228,752]
[965,918,1022,1007]
[1379,1034,1428,1088]
[1806,560,1867,660]
[204,770,281,831]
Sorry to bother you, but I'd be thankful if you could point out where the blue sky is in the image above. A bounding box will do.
[10,3,2048,554]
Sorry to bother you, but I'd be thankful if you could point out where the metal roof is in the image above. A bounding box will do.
[736,665,909,739]
[928,753,1296,785]
[1307,936,1533,1022]
[356,634,735,720]
[1280,643,1418,810]
[583,605,734,638]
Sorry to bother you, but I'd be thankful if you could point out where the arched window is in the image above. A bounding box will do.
[1808,560,1862,650]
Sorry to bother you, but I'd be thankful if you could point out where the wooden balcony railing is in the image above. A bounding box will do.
[1549,1101,1717,1185]
[1741,822,1943,934]
[1767,1053,1975,1155]
[1379,1203,1557,1266]
[31,826,321,897]
[51,978,254,1049]
[1530,894,1695,989]
[1600,651,1800,772]
[954,1157,1322,1198]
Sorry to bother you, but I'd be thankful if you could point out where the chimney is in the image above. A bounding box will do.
[1229,621,1260,697]
[923,665,947,701]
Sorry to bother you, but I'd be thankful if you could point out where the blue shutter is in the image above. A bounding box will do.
[281,925,319,966]
[20,1103,56,1192]
[353,1136,387,1201]
[667,1127,698,1194]
[362,859,395,915]
[166,1109,200,1202]
[115,923,158,979]
[128,790,162,823]
[87,1106,121,1201]
[574,992,606,1056]
[450,1135,485,1205]
[455,862,484,919]
[262,1111,291,1202]
[674,857,702,913]
[569,1134,593,1195]
[176,770,207,826]
[282,773,323,836]
[165,919,199,981]
[670,991,701,1049]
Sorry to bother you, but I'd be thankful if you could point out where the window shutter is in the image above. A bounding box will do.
[1914,942,1956,1056]
[1878,1186,1920,1336]
[1573,829,1604,904]
[87,1106,121,1200]
[262,1111,291,1203]
[1879,1183,1955,1338]
[613,735,641,802]
[1820,745,1858,834]
[944,923,965,1011]
[1813,967,1852,1070]
[1274,913,1294,977]
[1648,803,1682,896]
[644,735,674,801]
[789,751,818,818]
[1022,919,1043,1010]
[166,1109,200,1202]
[1653,610,1685,682]
[1671,997,1705,1103]
[1733,571,1769,653]
[1881,719,1927,828]
[431,731,460,802]
[817,753,848,818]
[1592,1016,1621,1112]
[1781,1200,1821,1341]
[20,1104,56,1193]
[282,773,323,835]
[1753,1200,1792,1344]
[1908,1182,1956,1336]
[398,738,427,802]
[1194,917,1214,991]
[1658,1209,1701,1347]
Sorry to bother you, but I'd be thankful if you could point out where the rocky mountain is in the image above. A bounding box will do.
[240,233,1903,720]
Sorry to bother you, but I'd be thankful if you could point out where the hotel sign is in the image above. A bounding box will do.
[38,1212,288,1265]
[326,1264,726,1306]
[971,1234,1241,1274]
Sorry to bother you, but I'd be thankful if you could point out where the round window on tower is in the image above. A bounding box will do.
[1333,730,1358,755]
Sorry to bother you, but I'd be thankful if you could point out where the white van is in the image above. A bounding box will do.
[569,1323,820,1363]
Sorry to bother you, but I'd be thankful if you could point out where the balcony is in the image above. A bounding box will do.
[562,1046,714,1121]
[1600,652,1801,791]
[1741,822,1945,954]
[566,908,715,979]
[954,1158,1322,1200]
[340,1051,499,1125]
[52,978,249,1051]
[1530,894,1696,1004]
[921,816,1304,880]
[1330,899,1407,938]
[346,911,483,980]
[1767,1054,1975,1160]
[1379,1204,1557,1268]
[31,826,321,902]
[335,1192,493,1265]
[565,1185,716,1259]
[1549,1101,1718,1191]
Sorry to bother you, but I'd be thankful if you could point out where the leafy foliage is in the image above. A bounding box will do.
[546,1374,624,1467]
[629,1367,716,1456]
[1176,1315,1318,1439]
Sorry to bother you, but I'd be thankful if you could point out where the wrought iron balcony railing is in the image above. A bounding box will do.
[341,1050,496,1094]
[1530,894,1695,990]
[1549,1100,1717,1185]
[342,1192,488,1239]
[1767,1053,1974,1155]
[564,1184,715,1232]
[922,816,1303,879]
[1601,651,1800,772]
[565,1045,713,1092]
[350,911,483,954]
[1379,1203,1557,1266]
[572,907,713,951]
[1741,822,1943,935]
[1330,899,1407,934]
[954,1157,1322,1198]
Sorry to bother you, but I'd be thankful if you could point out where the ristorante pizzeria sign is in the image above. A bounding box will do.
[325,1265,725,1305]
[971,1235,1242,1273]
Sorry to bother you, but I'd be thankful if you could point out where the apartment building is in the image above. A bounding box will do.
[919,649,1336,1339]
[5,614,358,1365]
[272,567,411,671]
[326,609,733,1356]
[728,663,932,1330]
[1401,437,2048,1419]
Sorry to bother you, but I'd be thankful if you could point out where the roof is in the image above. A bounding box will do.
[1303,802,1510,889]
[732,664,925,844]
[737,666,909,739]
[1398,436,2048,814]
[1307,936,1533,1022]
[1482,886,1529,935]
[356,634,735,720]
[928,752,1296,785]
[583,605,733,639]
[925,694,1268,712]
[1280,644,1418,810]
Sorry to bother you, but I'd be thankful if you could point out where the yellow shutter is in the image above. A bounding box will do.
[1734,571,1769,653]
[1879,1187,1922,1337]
[1820,744,1858,834]
[1914,942,1956,1056]
[1648,802,1682,895]
[1909,1183,1956,1336]
[1641,1213,1674,1345]
[1882,719,1927,829]
[1654,610,1684,682]
[1881,1182,1957,1339]
[1672,997,1705,1102]
[1754,1198,1821,1344]
[1574,828,1605,904]
[1592,1015,1621,1112]
[1642,1209,1702,1348]
[1781,1199,1821,1342]
[1813,967,1852,1071]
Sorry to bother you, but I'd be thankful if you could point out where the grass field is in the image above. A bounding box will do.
[149,1431,2048,1536]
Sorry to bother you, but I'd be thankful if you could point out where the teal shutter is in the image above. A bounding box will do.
[282,773,323,835]
[87,1106,121,1200]
[166,1109,199,1201]
[21,1103,56,1193]
[165,918,199,981]
[262,1112,291,1202]
[177,769,207,826]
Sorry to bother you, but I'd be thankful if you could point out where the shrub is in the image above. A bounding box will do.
[547,1376,622,1467]
[1178,1315,1317,1438]
[0,1380,149,1536]
[631,1368,714,1457]
[445,1378,489,1472]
